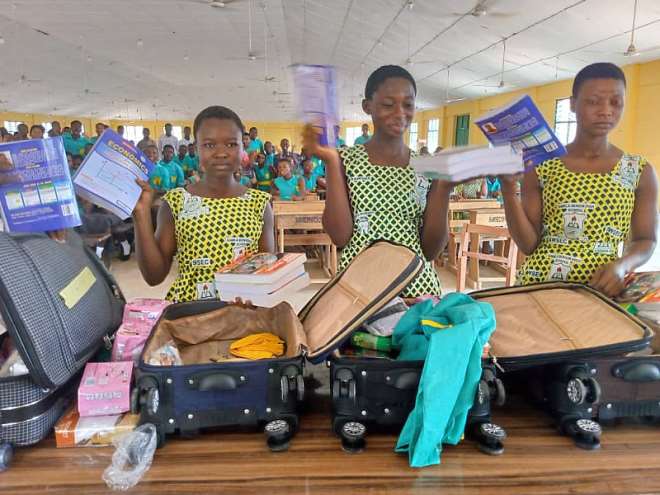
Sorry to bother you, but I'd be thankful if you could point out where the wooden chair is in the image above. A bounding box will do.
[273,200,337,281]
[456,224,518,292]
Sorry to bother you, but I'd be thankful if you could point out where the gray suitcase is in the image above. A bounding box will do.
[0,231,124,470]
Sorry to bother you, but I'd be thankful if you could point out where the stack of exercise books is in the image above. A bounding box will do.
[617,271,660,323]
[215,252,310,307]
[411,144,523,182]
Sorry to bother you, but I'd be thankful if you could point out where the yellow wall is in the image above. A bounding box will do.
[3,60,660,166]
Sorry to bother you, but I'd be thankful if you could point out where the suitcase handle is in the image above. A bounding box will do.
[612,361,660,382]
[186,371,246,391]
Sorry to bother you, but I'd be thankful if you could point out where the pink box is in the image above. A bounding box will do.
[111,323,151,364]
[123,299,171,326]
[78,362,133,417]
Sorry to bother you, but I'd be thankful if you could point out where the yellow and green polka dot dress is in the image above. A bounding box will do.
[339,144,441,298]
[162,187,270,302]
[518,154,647,285]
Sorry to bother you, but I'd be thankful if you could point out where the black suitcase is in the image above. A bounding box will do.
[330,355,506,454]
[0,231,125,470]
[471,282,652,450]
[133,241,425,451]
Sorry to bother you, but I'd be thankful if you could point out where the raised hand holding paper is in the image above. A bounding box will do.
[0,137,81,232]
[73,129,155,220]
[292,64,340,147]
[475,94,566,169]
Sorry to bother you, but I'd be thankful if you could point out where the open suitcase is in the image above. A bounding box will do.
[133,241,425,450]
[0,231,125,470]
[470,282,653,450]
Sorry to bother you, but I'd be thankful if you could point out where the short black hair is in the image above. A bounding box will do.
[249,126,257,132]
[163,144,174,151]
[164,123,172,127]
[193,106,245,140]
[572,62,626,97]
[30,124,44,132]
[277,157,292,166]
[71,120,81,126]
[365,65,417,100]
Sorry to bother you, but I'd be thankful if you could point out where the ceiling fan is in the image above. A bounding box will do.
[447,0,516,18]
[473,39,519,90]
[188,0,241,11]
[19,74,42,84]
[226,0,264,61]
[443,68,466,104]
[622,0,660,56]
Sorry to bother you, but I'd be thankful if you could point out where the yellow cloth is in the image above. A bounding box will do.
[229,332,285,360]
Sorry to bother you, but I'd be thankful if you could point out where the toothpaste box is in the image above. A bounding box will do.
[55,406,139,448]
[111,323,151,363]
[122,298,171,325]
[78,361,133,417]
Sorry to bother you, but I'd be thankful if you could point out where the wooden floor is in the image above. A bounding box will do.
[3,394,660,495]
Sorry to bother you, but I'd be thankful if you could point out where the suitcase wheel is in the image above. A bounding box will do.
[0,442,13,472]
[566,377,601,405]
[474,422,506,456]
[264,420,292,452]
[492,378,506,407]
[562,418,601,450]
[332,378,357,403]
[340,421,366,454]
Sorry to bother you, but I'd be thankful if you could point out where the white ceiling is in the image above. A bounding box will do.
[0,0,659,121]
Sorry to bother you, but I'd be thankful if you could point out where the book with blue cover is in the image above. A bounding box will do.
[0,137,81,232]
[292,64,340,147]
[475,94,567,169]
[73,129,155,220]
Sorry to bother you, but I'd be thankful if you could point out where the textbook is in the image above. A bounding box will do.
[215,252,307,285]
[292,64,340,146]
[617,271,660,317]
[411,144,523,182]
[475,94,566,169]
[73,129,155,220]
[218,272,311,308]
[0,137,81,232]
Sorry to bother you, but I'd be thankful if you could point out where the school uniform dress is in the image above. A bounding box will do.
[518,154,647,284]
[162,188,270,302]
[339,144,441,298]
[273,176,300,200]
[254,164,274,192]
[159,160,185,189]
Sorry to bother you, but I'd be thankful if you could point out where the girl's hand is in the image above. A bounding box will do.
[302,124,340,166]
[590,261,627,297]
[498,173,523,193]
[134,178,155,216]
[47,229,67,243]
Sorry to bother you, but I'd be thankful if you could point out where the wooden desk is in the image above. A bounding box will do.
[4,397,660,495]
[272,200,337,280]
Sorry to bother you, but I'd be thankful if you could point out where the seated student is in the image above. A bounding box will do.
[145,144,172,193]
[71,155,83,171]
[264,141,276,168]
[63,120,90,157]
[182,142,200,178]
[301,158,326,193]
[174,143,188,167]
[159,144,185,189]
[501,62,657,296]
[133,106,274,302]
[273,158,305,201]
[254,152,275,192]
[481,177,502,202]
[238,155,257,187]
[302,65,453,298]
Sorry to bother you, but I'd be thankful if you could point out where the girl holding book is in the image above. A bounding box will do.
[501,62,657,296]
[302,65,453,297]
[133,106,274,303]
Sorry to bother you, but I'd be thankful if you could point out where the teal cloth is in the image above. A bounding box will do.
[62,134,90,157]
[393,292,496,468]
[274,176,300,200]
[354,134,371,145]
[159,160,185,188]
[303,173,318,192]
[182,154,199,174]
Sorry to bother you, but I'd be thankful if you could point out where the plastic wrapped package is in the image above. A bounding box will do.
[102,423,157,491]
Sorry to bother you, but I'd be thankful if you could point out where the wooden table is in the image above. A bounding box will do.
[272,200,337,280]
[3,395,660,494]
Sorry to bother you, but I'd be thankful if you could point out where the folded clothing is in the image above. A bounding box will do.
[362,297,408,337]
[229,332,285,360]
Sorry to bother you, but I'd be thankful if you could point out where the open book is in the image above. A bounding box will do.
[475,95,566,169]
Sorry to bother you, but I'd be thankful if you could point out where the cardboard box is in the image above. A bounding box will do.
[111,323,150,363]
[123,298,171,325]
[55,406,139,448]
[78,362,133,417]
